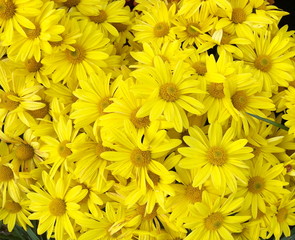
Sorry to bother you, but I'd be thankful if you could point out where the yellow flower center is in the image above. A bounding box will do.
[63,0,80,8]
[159,83,179,102]
[220,32,231,45]
[254,55,272,72]
[112,23,128,32]
[98,97,112,115]
[58,140,72,158]
[28,101,49,118]
[185,184,203,203]
[130,109,150,129]
[207,146,227,166]
[5,201,22,213]
[89,10,108,24]
[277,207,288,223]
[0,0,16,20]
[192,61,207,75]
[208,83,225,99]
[65,44,86,64]
[49,198,66,216]
[232,8,246,23]
[15,144,34,161]
[154,22,169,38]
[231,91,248,111]
[186,23,200,37]
[130,148,151,167]
[23,24,41,39]
[0,165,14,182]
[248,176,265,194]
[25,58,42,72]
[204,212,224,231]
[137,204,158,220]
[0,92,19,111]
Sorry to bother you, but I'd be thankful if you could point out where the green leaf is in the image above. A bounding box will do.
[246,112,289,131]
[27,227,41,240]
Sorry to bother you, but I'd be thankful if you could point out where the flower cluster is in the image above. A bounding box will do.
[1,0,295,240]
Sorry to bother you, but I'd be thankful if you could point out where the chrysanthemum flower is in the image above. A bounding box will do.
[132,1,177,45]
[237,158,289,219]
[237,27,295,92]
[101,121,181,194]
[179,123,253,193]
[27,171,88,240]
[42,20,110,83]
[7,1,65,62]
[0,194,33,232]
[132,57,204,132]
[184,194,250,240]
[0,0,42,44]
[70,71,119,128]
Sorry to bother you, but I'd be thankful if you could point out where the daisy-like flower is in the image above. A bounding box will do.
[27,171,87,240]
[70,71,119,129]
[215,0,273,41]
[184,194,250,240]
[132,57,204,132]
[173,4,216,48]
[268,192,295,240]
[237,26,295,92]
[237,158,289,219]
[40,115,79,176]
[42,20,110,83]
[283,106,295,136]
[178,123,253,194]
[101,121,181,194]
[132,1,177,45]
[0,194,33,232]
[7,1,65,62]
[0,0,42,44]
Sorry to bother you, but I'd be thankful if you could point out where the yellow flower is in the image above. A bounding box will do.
[132,57,204,132]
[27,171,87,240]
[184,194,250,240]
[179,123,253,193]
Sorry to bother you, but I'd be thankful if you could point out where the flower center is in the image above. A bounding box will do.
[207,146,227,166]
[137,204,158,220]
[232,8,246,23]
[0,0,16,20]
[25,58,42,72]
[254,55,272,72]
[49,198,66,216]
[15,144,34,161]
[28,102,49,118]
[65,44,86,64]
[207,83,225,99]
[186,23,200,37]
[98,97,112,115]
[204,212,224,231]
[154,22,169,38]
[130,109,150,129]
[0,165,14,182]
[23,24,41,39]
[248,176,265,194]
[63,0,80,8]
[89,10,108,24]
[58,140,72,158]
[112,23,128,32]
[192,61,207,75]
[5,201,22,213]
[277,208,288,223]
[185,184,203,203]
[220,32,231,45]
[159,83,179,102]
[0,92,19,111]
[231,91,248,111]
[130,149,151,167]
